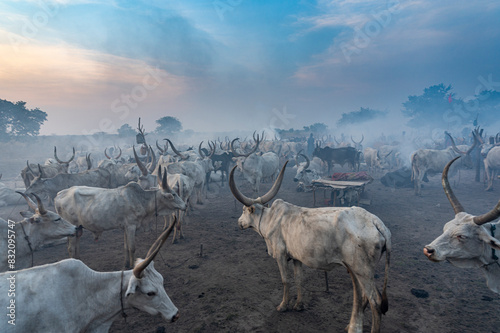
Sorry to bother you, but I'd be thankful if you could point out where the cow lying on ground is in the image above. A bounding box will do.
[229,161,391,333]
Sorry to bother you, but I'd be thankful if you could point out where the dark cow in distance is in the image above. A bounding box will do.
[313,144,360,174]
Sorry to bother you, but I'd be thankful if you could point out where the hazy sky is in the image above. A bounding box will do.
[0,0,499,136]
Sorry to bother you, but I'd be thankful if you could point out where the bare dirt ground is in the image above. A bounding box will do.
[1,161,500,333]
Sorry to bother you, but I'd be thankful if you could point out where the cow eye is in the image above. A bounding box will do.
[147,292,156,296]
[54,218,61,222]
[457,235,467,240]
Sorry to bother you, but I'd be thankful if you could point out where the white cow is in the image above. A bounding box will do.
[424,156,500,293]
[229,162,391,333]
[231,136,279,194]
[0,192,77,272]
[482,146,500,191]
[411,132,477,195]
[0,222,179,332]
[55,168,186,268]
[292,153,324,191]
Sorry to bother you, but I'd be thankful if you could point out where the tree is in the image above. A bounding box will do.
[0,99,47,141]
[401,84,470,128]
[337,107,386,126]
[155,116,182,135]
[117,123,136,137]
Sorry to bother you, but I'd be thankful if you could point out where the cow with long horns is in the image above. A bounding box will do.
[423,156,500,293]
[231,133,279,195]
[411,131,478,195]
[229,161,391,333]
[20,146,75,188]
[0,219,179,332]
[55,166,186,268]
[0,192,78,272]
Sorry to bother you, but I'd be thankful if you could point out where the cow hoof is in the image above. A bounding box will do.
[276,304,287,312]
[293,302,304,311]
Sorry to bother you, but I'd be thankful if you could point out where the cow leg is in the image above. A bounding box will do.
[67,233,81,259]
[356,276,383,333]
[345,266,364,333]
[124,225,136,269]
[292,259,304,311]
[276,255,290,312]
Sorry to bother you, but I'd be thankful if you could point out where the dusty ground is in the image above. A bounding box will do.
[1,158,500,333]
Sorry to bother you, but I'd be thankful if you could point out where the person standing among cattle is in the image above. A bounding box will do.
[307,133,315,157]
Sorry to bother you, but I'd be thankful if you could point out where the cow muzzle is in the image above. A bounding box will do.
[171,312,180,322]
[423,246,440,262]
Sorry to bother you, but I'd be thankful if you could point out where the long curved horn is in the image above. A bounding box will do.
[441,156,465,214]
[37,164,45,178]
[26,160,35,176]
[229,165,257,207]
[147,145,156,173]
[114,147,122,159]
[208,141,216,158]
[133,146,149,176]
[257,161,288,205]
[54,146,75,164]
[465,131,478,155]
[333,136,340,145]
[198,141,206,158]
[104,148,111,159]
[445,132,466,154]
[496,133,500,144]
[31,193,47,215]
[16,191,37,211]
[473,200,500,225]
[156,140,165,155]
[384,150,393,159]
[158,166,171,192]
[229,161,288,207]
[232,135,260,157]
[165,139,187,160]
[299,154,310,170]
[133,216,177,278]
[86,153,92,170]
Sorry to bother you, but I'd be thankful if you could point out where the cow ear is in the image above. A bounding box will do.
[20,210,34,218]
[126,278,139,297]
[162,193,174,200]
[28,216,41,224]
[479,228,500,251]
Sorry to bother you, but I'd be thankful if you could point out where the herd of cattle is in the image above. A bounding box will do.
[0,128,500,332]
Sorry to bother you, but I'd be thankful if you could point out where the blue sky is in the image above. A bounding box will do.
[0,0,499,136]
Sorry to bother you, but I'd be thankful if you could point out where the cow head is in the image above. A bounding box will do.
[126,220,179,322]
[132,145,158,189]
[293,153,311,182]
[17,192,78,243]
[229,161,288,231]
[423,156,500,292]
[156,166,186,213]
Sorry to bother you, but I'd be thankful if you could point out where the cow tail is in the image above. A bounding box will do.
[381,236,391,315]
[373,218,391,314]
